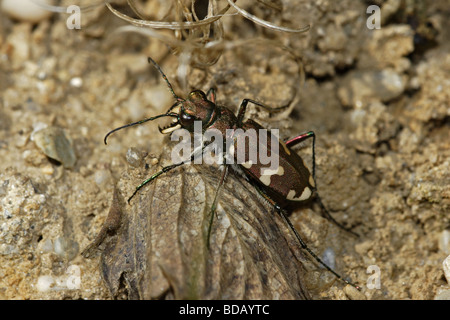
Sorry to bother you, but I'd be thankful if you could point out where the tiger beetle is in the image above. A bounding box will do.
[104,57,360,290]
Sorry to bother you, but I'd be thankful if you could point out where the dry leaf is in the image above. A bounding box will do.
[84,143,311,299]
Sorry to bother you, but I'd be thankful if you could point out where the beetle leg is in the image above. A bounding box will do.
[276,206,361,290]
[315,196,359,237]
[206,88,217,104]
[248,181,360,290]
[285,131,316,179]
[285,131,315,146]
[286,131,359,237]
[128,144,207,203]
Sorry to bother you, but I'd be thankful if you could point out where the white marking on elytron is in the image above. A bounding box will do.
[280,141,291,155]
[259,166,285,186]
[287,187,312,201]
[309,174,315,188]
[241,160,254,169]
[161,123,181,134]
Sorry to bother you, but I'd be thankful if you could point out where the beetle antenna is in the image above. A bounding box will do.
[148,57,182,101]
[104,113,178,144]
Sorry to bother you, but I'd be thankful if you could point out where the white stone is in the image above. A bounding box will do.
[36,275,54,292]
[439,230,450,255]
[443,255,450,284]
[1,0,54,23]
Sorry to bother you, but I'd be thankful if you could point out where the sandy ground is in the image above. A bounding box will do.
[0,0,448,299]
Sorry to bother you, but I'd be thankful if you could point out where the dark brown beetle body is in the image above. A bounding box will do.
[158,89,316,209]
[238,119,315,207]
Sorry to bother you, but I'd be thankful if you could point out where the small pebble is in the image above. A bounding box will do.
[41,164,54,175]
[53,237,79,261]
[322,248,336,270]
[94,169,111,186]
[434,289,450,300]
[0,244,18,255]
[32,122,48,133]
[69,77,83,88]
[338,70,406,107]
[439,230,450,255]
[344,285,366,300]
[40,238,53,253]
[443,255,450,284]
[32,126,76,169]
[3,209,12,219]
[126,147,143,168]
[15,134,29,148]
[1,0,54,23]
[150,157,159,166]
[36,275,55,292]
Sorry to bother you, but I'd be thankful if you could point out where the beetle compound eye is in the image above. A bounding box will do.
[182,112,193,121]
[189,90,206,100]
[180,112,196,128]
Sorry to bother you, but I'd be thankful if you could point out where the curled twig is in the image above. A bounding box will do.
[112,23,304,119]
[105,1,231,30]
[105,1,309,81]
[30,0,104,13]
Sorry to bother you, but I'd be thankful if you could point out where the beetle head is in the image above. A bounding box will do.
[160,90,217,134]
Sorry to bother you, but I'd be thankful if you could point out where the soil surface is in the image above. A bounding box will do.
[0,0,448,300]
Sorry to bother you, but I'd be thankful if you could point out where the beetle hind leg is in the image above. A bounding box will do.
[249,182,360,290]
[286,131,359,237]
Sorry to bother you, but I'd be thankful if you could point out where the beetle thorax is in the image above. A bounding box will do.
[178,90,217,131]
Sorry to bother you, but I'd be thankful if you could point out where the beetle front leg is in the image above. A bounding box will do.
[206,88,217,104]
[128,144,207,203]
